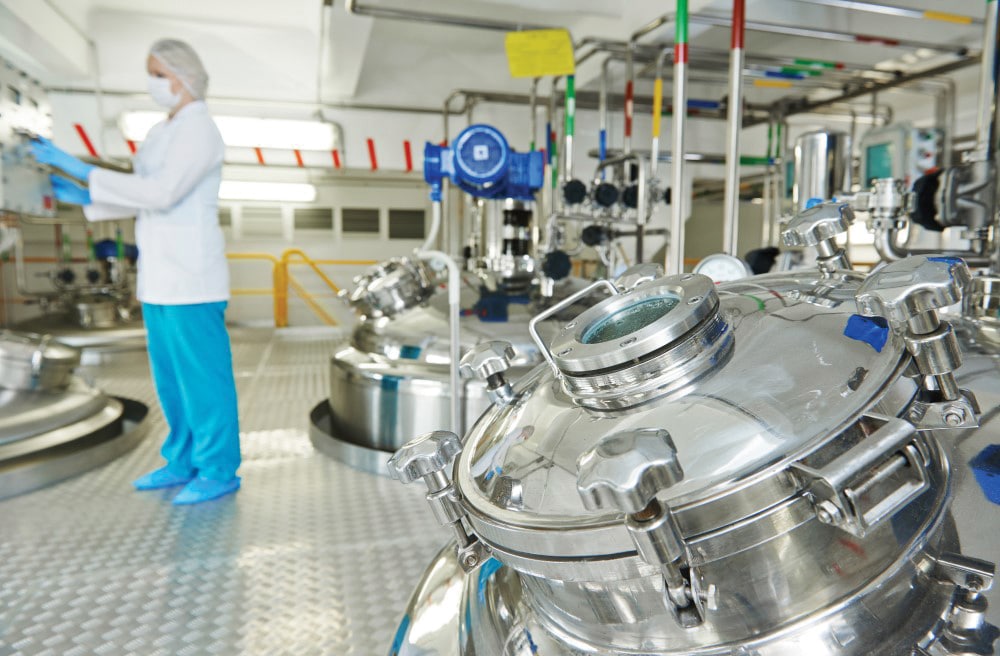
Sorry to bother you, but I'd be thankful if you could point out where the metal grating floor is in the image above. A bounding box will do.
[1,328,999,655]
[0,328,446,656]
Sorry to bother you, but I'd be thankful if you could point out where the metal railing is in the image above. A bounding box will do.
[226,250,377,327]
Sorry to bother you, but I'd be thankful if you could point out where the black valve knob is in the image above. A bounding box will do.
[563,179,588,205]
[581,225,611,247]
[542,250,572,281]
[622,184,639,209]
[594,182,619,208]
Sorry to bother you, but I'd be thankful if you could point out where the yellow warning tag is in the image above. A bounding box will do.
[504,29,575,78]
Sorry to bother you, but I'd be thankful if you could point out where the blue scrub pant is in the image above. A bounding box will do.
[143,302,241,481]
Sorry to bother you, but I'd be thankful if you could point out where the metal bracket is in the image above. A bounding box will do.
[906,389,981,431]
[792,417,931,538]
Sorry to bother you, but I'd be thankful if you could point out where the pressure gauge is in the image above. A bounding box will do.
[693,253,753,282]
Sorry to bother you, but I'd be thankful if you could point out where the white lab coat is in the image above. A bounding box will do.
[83,101,228,305]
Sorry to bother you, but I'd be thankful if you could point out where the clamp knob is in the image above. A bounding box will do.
[857,256,977,410]
[577,428,709,627]
[781,202,853,248]
[387,430,462,486]
[856,256,971,327]
[613,262,664,292]
[781,202,854,273]
[459,341,516,405]
[388,431,490,572]
[577,428,684,515]
[459,341,514,381]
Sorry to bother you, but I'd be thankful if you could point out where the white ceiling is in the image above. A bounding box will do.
[0,0,991,111]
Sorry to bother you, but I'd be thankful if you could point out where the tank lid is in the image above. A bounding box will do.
[455,271,916,559]
[346,257,436,319]
[0,330,81,367]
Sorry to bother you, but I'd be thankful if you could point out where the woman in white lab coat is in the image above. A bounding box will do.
[33,39,241,505]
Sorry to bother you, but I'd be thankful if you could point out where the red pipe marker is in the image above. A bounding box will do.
[367,138,378,171]
[294,149,305,167]
[624,80,634,138]
[403,140,413,173]
[73,123,98,158]
[254,147,265,165]
[331,149,342,169]
[731,0,746,49]
[674,42,689,64]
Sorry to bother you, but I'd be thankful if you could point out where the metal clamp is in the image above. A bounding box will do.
[856,256,979,420]
[577,428,713,628]
[923,554,999,656]
[780,202,854,273]
[459,341,516,405]
[853,178,911,230]
[387,431,489,572]
[791,418,931,538]
[528,278,618,377]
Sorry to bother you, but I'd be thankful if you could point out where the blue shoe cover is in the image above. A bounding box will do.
[133,466,195,490]
[172,476,241,505]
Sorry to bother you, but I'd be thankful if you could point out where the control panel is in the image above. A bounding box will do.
[0,58,56,217]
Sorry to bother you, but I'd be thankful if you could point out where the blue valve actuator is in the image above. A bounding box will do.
[424,124,544,201]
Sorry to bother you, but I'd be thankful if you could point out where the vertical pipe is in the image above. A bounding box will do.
[722,0,746,257]
[668,0,689,276]
[549,77,563,197]
[529,77,539,151]
[599,58,611,167]
[417,248,461,435]
[564,75,576,182]
[624,49,635,155]
[650,67,664,178]
[976,0,999,159]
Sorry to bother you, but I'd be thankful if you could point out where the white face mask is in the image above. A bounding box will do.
[147,75,182,109]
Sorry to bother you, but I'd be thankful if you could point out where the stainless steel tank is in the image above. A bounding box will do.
[388,258,997,656]
[793,130,852,212]
[310,256,585,474]
[0,331,150,499]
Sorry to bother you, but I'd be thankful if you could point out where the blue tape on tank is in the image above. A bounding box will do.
[400,345,422,360]
[843,314,889,352]
[970,445,1000,505]
[478,557,504,604]
[388,614,411,655]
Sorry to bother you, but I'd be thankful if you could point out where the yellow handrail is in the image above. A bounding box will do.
[226,253,282,325]
[227,250,377,327]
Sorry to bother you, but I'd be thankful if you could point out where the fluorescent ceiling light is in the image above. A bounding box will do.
[219,181,317,202]
[119,112,337,150]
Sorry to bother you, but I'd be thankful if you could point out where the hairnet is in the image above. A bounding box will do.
[149,39,209,100]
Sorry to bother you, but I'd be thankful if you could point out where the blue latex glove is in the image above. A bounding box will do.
[50,175,91,205]
[30,136,95,181]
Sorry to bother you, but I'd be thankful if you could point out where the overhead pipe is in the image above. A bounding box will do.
[787,0,982,26]
[722,0,746,257]
[345,0,552,32]
[668,0,689,276]
[631,11,969,55]
[746,55,978,126]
